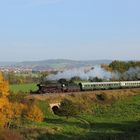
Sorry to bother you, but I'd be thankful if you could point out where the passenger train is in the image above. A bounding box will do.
[31,81,140,94]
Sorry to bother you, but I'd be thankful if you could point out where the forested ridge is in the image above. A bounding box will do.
[102,60,140,73]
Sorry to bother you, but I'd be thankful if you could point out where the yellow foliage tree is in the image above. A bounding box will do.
[23,104,44,122]
[0,72,44,127]
[0,72,9,97]
[0,72,13,127]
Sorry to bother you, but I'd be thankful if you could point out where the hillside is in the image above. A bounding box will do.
[0,59,112,71]
[23,89,140,140]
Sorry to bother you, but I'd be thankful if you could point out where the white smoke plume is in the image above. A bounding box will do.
[120,67,140,80]
[47,65,115,81]
[46,66,140,81]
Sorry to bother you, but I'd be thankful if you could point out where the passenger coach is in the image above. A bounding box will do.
[79,81,140,91]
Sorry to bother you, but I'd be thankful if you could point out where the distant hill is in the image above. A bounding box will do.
[0,59,112,71]
[0,62,17,66]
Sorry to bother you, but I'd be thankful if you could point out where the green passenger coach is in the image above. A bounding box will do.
[79,81,140,91]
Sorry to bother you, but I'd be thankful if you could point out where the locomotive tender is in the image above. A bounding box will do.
[32,81,140,94]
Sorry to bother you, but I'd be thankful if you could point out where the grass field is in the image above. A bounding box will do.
[20,90,140,140]
[9,83,38,93]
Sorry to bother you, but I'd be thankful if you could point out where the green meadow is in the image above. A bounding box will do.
[18,91,140,140]
[9,83,38,93]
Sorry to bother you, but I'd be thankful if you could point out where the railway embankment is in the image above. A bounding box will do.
[28,88,140,104]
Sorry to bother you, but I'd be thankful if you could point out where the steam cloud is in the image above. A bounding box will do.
[47,66,115,81]
[119,67,140,80]
[46,66,140,81]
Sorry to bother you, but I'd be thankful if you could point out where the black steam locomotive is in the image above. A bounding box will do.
[33,83,81,94]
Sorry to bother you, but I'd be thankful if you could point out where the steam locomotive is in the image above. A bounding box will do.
[31,81,140,94]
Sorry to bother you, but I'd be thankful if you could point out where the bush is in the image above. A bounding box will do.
[58,98,85,118]
[96,93,107,101]
[8,92,27,103]
[23,104,44,122]
[0,98,14,127]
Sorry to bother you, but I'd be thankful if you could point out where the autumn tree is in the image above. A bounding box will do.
[0,71,44,128]
[23,104,44,122]
[109,60,140,73]
[0,72,13,127]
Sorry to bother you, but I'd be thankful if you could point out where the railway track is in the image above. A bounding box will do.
[30,87,140,96]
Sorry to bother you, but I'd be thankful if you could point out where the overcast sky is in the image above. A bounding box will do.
[0,0,140,61]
